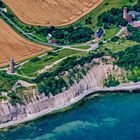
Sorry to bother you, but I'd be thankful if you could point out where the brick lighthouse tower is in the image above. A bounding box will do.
[9,58,15,73]
[123,7,128,20]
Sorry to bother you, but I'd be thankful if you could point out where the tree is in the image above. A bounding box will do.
[85,17,92,24]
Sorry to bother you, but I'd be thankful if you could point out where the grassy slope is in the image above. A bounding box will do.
[71,46,91,50]
[103,27,120,40]
[99,40,139,53]
[17,49,82,77]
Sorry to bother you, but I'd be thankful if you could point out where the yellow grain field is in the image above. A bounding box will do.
[0,19,52,67]
[3,0,103,26]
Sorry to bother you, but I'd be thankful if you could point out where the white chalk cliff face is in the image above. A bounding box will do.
[0,64,124,124]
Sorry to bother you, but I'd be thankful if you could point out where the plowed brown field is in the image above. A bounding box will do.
[3,0,103,26]
[0,19,52,67]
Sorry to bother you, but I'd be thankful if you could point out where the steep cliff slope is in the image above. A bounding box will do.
[0,64,125,124]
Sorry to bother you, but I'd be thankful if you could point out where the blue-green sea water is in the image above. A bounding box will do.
[0,92,140,140]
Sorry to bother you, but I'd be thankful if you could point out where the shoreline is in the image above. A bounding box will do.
[0,82,140,129]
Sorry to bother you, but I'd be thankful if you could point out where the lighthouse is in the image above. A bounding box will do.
[9,58,15,73]
[123,7,128,20]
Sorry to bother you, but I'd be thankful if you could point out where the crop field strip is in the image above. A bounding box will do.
[0,19,52,67]
[3,0,103,26]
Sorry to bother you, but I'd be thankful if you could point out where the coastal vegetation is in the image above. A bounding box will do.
[104,74,120,87]
[33,52,104,96]
[0,71,19,92]
[0,0,139,101]
[8,92,22,106]
[116,45,140,82]
[17,49,82,77]
[116,45,140,69]
[0,71,28,92]
[0,0,140,130]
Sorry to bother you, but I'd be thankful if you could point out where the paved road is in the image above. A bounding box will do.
[116,27,127,36]
[0,9,99,76]
[0,10,60,47]
[0,10,99,52]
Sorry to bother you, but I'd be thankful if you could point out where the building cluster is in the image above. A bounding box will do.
[47,34,56,44]
[123,7,133,23]
[93,28,104,42]
[123,7,140,28]
[94,28,104,39]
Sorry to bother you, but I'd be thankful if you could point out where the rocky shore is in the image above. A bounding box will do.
[0,83,140,129]
[0,64,139,129]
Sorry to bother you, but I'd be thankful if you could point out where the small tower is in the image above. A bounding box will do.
[123,7,128,20]
[9,58,15,73]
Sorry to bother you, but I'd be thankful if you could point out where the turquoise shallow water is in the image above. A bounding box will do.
[0,92,140,140]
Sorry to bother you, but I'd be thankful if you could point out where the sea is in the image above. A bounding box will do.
[0,92,140,140]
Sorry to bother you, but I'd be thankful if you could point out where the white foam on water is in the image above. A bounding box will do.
[20,120,101,140]
[102,117,119,126]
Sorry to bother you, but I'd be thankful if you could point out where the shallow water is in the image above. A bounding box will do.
[0,92,140,140]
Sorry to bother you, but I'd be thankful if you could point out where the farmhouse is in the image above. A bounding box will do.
[94,28,104,39]
[123,7,140,28]
[1,8,7,13]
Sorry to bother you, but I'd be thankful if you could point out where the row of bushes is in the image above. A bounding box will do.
[36,26,94,45]
[97,8,128,28]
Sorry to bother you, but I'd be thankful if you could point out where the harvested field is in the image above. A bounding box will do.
[3,0,103,26]
[0,19,52,67]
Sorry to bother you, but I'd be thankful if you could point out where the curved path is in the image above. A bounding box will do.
[0,9,99,53]
[0,10,59,48]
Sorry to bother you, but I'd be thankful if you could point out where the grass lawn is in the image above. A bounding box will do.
[0,71,29,92]
[71,45,91,50]
[103,27,120,40]
[32,33,48,43]
[99,40,139,53]
[17,49,82,77]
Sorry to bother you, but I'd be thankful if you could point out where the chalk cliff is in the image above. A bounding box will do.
[0,64,125,124]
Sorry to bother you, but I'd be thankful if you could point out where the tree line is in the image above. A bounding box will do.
[115,45,140,69]
[36,26,94,45]
[97,8,128,28]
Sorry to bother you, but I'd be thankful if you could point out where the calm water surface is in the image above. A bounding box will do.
[0,92,140,140]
